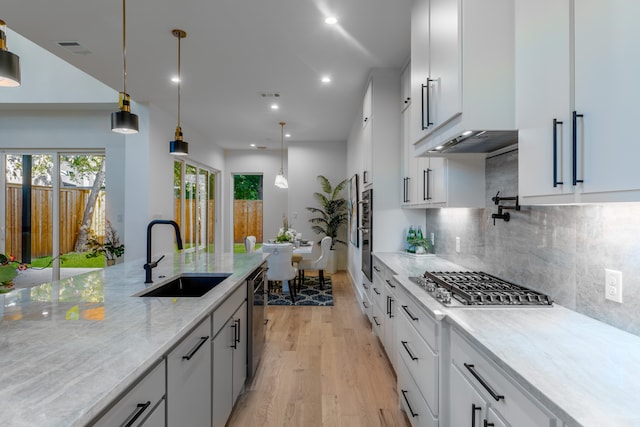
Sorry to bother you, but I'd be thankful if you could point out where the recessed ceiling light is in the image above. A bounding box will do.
[321,75,332,84]
[325,16,338,25]
[285,133,291,138]
[461,130,473,136]
[250,143,256,147]
[270,103,279,110]
[171,76,180,83]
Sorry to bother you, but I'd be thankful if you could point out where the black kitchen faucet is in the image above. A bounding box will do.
[144,220,183,283]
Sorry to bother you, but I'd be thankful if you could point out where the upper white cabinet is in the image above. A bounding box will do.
[517,0,640,204]
[411,0,515,155]
[401,61,412,112]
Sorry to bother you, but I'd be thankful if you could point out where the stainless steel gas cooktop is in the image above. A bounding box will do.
[408,271,553,307]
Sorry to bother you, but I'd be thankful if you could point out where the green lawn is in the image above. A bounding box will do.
[31,253,106,268]
[233,243,262,253]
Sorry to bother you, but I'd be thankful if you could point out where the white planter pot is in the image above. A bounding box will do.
[326,249,337,274]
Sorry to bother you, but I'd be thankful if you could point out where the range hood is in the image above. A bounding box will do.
[428,130,518,154]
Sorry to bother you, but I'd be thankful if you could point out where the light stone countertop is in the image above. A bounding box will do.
[0,251,266,427]
[375,252,640,427]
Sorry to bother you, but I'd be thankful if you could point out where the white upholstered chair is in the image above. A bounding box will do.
[244,235,256,253]
[298,236,332,290]
[262,243,298,303]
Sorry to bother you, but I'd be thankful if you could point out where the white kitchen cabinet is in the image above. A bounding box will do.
[397,356,438,427]
[362,79,373,187]
[382,277,398,370]
[449,328,559,427]
[411,0,515,154]
[166,316,212,427]
[403,155,485,208]
[517,0,640,204]
[212,285,247,427]
[93,359,166,427]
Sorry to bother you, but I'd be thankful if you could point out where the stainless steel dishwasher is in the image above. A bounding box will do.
[246,263,267,380]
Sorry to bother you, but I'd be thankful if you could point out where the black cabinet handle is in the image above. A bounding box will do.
[423,168,432,200]
[234,318,241,343]
[403,177,409,203]
[472,404,481,427]
[572,111,584,186]
[231,322,238,349]
[363,170,369,184]
[421,79,434,130]
[401,390,419,417]
[385,279,395,288]
[124,401,151,427]
[464,363,505,402]
[553,119,564,187]
[373,316,381,326]
[363,282,369,290]
[362,301,369,309]
[386,296,391,316]
[401,341,418,361]
[402,305,419,321]
[484,421,495,427]
[373,287,381,295]
[183,336,209,360]
[373,265,381,273]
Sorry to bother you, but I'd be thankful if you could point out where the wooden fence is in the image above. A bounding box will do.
[233,200,263,243]
[5,184,105,258]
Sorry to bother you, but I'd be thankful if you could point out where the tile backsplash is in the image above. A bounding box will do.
[426,149,640,336]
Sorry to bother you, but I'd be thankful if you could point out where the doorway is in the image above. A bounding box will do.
[233,174,263,252]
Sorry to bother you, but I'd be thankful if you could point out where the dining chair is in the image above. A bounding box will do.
[262,243,298,304]
[298,236,332,290]
[244,235,257,253]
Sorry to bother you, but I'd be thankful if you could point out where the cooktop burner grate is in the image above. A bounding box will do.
[409,271,553,307]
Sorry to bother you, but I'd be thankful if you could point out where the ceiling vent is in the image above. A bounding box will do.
[260,92,280,98]
[57,41,92,55]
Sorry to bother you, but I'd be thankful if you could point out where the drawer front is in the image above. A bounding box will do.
[451,329,556,427]
[397,309,439,416]
[371,279,386,310]
[213,282,247,336]
[397,357,438,427]
[372,257,386,278]
[397,287,438,352]
[94,360,166,427]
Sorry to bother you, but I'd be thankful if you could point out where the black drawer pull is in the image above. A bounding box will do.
[401,341,418,361]
[401,390,419,417]
[124,401,151,427]
[471,403,481,427]
[401,305,419,321]
[183,336,209,360]
[385,279,396,288]
[373,316,381,326]
[373,265,381,272]
[484,421,495,427]
[572,111,584,186]
[373,287,381,295]
[362,301,369,309]
[553,118,564,187]
[464,363,505,402]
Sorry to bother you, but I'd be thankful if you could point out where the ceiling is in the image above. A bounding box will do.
[3,0,411,150]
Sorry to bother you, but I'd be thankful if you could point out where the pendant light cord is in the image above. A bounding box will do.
[177,34,181,126]
[122,0,127,95]
[280,122,285,173]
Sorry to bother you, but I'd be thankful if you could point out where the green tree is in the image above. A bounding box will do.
[234,175,262,200]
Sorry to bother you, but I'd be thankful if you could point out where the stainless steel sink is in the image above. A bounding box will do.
[138,274,232,297]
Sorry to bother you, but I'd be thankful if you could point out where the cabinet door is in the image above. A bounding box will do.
[141,400,166,426]
[232,301,247,403]
[212,318,234,427]
[362,79,373,127]
[574,0,640,198]
[486,407,509,427]
[516,0,573,201]
[402,107,419,205]
[362,111,373,187]
[423,157,446,205]
[410,0,432,144]
[450,364,486,427]
[429,0,461,127]
[166,318,212,427]
[401,62,412,112]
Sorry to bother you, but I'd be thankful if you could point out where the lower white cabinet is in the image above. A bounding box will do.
[93,359,166,427]
[397,357,438,427]
[449,328,558,427]
[212,286,247,427]
[166,316,212,427]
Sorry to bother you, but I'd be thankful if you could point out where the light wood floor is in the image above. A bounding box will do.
[227,271,410,427]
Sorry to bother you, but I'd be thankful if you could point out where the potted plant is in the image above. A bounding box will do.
[85,219,125,266]
[306,175,348,273]
[408,236,433,254]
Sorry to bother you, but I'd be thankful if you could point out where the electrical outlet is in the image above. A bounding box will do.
[605,268,623,303]
[455,236,461,253]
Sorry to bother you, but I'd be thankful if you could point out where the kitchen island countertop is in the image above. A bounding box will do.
[375,252,640,427]
[0,251,265,427]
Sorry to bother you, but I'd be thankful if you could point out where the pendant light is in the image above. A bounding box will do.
[111,0,139,134]
[274,122,288,188]
[169,29,188,155]
[0,19,21,87]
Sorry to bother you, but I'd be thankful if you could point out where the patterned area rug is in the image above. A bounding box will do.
[268,276,333,306]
